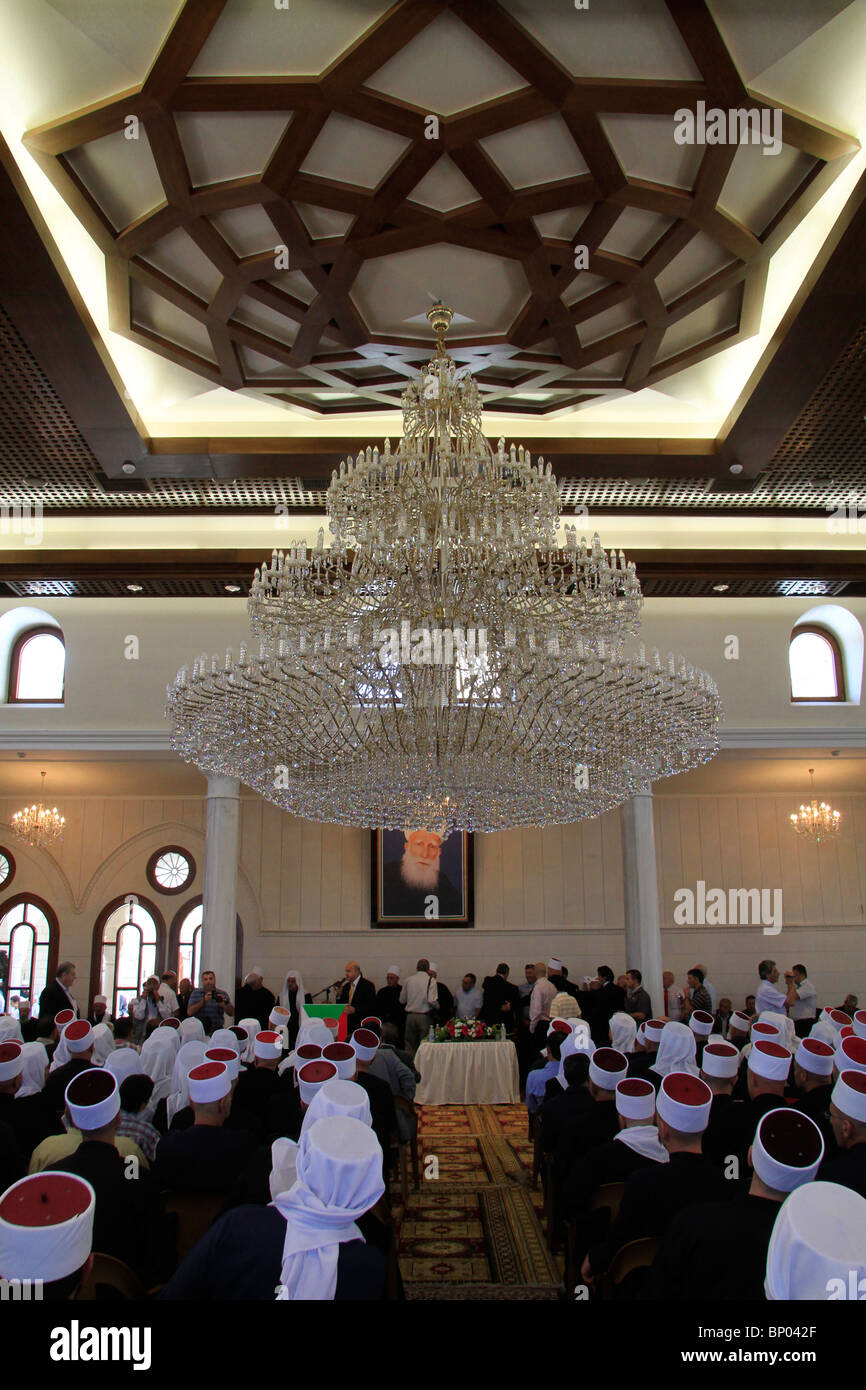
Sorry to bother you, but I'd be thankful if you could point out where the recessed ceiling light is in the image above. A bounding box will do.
[224,584,242,593]
[121,462,136,475]
[729,463,743,475]
[126,583,143,593]
[712,583,730,592]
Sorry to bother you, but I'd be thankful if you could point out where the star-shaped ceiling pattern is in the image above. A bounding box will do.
[23,0,857,416]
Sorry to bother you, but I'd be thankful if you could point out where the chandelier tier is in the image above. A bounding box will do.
[168,305,722,834]
[11,770,66,849]
[790,768,841,843]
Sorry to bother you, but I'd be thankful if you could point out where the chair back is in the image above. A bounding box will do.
[601,1236,660,1300]
[76,1252,145,1301]
[162,1190,227,1262]
[590,1181,625,1221]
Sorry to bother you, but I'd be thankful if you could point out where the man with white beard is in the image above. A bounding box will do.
[381,829,462,918]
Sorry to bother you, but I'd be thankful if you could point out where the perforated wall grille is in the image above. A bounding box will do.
[0,307,864,516]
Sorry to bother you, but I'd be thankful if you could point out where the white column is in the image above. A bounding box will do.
[620,785,663,1019]
[202,775,240,993]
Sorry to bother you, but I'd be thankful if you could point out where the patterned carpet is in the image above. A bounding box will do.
[391,1104,562,1298]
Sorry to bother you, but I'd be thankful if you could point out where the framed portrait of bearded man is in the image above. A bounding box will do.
[371,829,474,928]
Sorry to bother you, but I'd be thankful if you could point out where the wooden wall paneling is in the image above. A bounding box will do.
[790,802,823,924]
[298,819,322,931]
[120,799,145,845]
[717,796,742,892]
[258,801,283,932]
[677,797,702,910]
[774,792,805,926]
[239,797,262,894]
[582,817,605,926]
[560,824,584,932]
[81,798,107,887]
[600,809,624,930]
[340,828,364,933]
[753,797,784,921]
[521,825,544,929]
[499,829,524,931]
[320,823,343,931]
[835,797,865,924]
[56,799,85,902]
[656,797,684,928]
[697,798,723,890]
[849,796,866,922]
[736,797,763,892]
[180,798,204,830]
[478,829,504,932]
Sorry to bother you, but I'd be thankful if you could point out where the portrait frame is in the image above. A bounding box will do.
[371,829,474,929]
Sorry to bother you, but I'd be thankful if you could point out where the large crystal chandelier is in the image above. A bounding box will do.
[790,768,841,843]
[168,305,721,834]
[11,770,66,848]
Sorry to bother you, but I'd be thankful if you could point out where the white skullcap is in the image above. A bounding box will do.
[302,1079,372,1131]
[794,1037,835,1077]
[547,958,563,972]
[549,1018,572,1037]
[689,1010,714,1037]
[615,1077,656,1121]
[244,967,264,982]
[748,1040,791,1082]
[254,1030,283,1061]
[751,1019,783,1043]
[729,1011,751,1034]
[54,1009,75,1028]
[0,1042,23,1083]
[752,1108,824,1193]
[269,1005,291,1028]
[429,962,438,973]
[765,1181,866,1300]
[387,965,400,977]
[837,1036,866,1075]
[297,1059,338,1105]
[832,1068,866,1123]
[65,1069,120,1130]
[0,1172,95,1282]
[853,1009,866,1040]
[93,995,108,1005]
[635,1023,646,1046]
[64,1020,93,1055]
[104,1049,144,1083]
[700,1042,740,1079]
[188,1060,231,1104]
[204,1047,239,1081]
[322,1042,357,1079]
[656,1072,713,1133]
[588,1047,629,1091]
[822,1007,852,1034]
[360,1016,382,1030]
[350,1028,380,1064]
[643,1018,666,1045]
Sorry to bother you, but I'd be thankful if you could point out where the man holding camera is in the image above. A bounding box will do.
[187,970,235,1036]
[129,976,171,1045]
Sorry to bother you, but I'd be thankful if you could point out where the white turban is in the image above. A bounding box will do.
[272,1116,385,1300]
[166,1041,208,1125]
[14,1043,50,1098]
[765,1181,866,1300]
[609,1012,636,1054]
[179,1017,205,1043]
[280,972,306,1010]
[650,1022,698,1078]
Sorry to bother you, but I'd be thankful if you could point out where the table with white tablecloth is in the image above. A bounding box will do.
[414,1040,520,1105]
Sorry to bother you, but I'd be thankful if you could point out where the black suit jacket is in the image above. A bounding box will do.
[337,976,377,1035]
[38,978,77,1022]
[480,974,521,1028]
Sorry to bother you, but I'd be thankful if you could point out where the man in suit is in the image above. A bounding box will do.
[578,966,626,1047]
[38,961,78,1022]
[481,963,522,1032]
[337,961,377,1039]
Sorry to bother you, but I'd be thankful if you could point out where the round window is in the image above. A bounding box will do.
[146,846,195,895]
[0,848,15,890]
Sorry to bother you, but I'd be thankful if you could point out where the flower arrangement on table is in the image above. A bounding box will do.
[434,1018,499,1042]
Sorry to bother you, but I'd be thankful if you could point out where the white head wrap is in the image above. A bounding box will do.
[759,1011,795,1051]
[765,1181,866,1300]
[809,1019,839,1048]
[302,1080,372,1136]
[272,1116,385,1300]
[650,1021,698,1078]
[15,1042,50,1098]
[243,967,265,985]
[48,1013,76,1072]
[609,1012,636,1054]
[139,1028,178,1115]
[90,1023,114,1067]
[166,1041,208,1124]
[179,1016,205,1043]
[279,971,306,1011]
[104,1048,144,1086]
[211,1028,242,1058]
[0,1017,23,1043]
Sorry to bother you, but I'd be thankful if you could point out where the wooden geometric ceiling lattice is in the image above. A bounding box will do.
[23,0,858,416]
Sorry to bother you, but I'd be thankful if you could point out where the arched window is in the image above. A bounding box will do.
[8,627,65,703]
[169,896,244,993]
[93,897,165,1021]
[789,625,845,702]
[0,895,59,1018]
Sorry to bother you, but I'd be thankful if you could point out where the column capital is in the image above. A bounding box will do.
[206,775,240,799]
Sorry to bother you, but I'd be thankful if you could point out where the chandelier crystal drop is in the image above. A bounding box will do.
[11,770,66,849]
[790,768,841,843]
[168,304,722,834]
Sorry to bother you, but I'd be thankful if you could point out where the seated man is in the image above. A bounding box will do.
[363,1021,417,1145]
[582,1073,729,1293]
[819,1068,866,1197]
[539,1051,593,1158]
[44,1021,97,1116]
[644,1108,824,1300]
[0,1041,62,1166]
[154,1060,253,1194]
[561,1075,668,1223]
[526,1028,564,1134]
[116,1073,161,1163]
[161,1115,386,1300]
[53,1069,172,1288]
[789,1036,837,1159]
[699,1040,741,1168]
[0,1171,97,1301]
[556,1048,629,1188]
